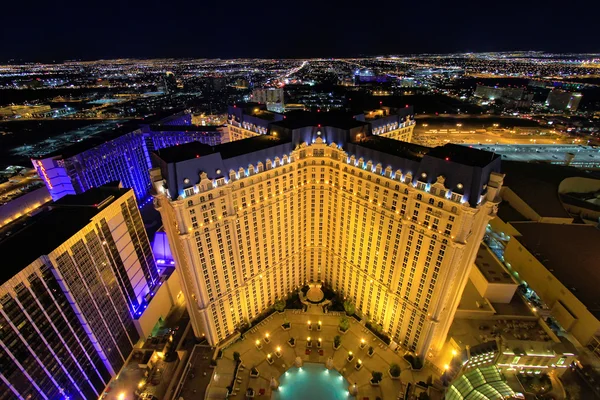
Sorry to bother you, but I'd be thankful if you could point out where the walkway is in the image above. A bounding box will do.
[210,309,440,399]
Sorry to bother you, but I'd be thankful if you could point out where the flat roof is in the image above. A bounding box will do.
[502,161,598,218]
[0,185,130,287]
[271,111,368,130]
[475,244,515,284]
[497,201,528,222]
[153,132,290,164]
[355,135,429,162]
[148,124,221,132]
[511,222,600,319]
[427,143,500,168]
[39,109,185,159]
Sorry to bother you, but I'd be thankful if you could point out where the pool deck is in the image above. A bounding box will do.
[208,308,440,399]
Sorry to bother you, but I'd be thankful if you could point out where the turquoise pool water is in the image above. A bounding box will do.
[271,363,355,400]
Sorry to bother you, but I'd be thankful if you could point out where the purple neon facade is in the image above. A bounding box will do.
[0,187,160,399]
[33,113,223,203]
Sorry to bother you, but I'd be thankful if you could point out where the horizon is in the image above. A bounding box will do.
[3,51,600,64]
[2,0,599,61]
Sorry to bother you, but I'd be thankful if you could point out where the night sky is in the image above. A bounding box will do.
[2,0,599,61]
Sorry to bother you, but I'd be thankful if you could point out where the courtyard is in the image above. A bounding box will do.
[207,308,441,399]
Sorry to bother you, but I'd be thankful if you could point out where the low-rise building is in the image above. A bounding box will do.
[546,89,582,112]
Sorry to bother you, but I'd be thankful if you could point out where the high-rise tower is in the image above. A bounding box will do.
[0,184,159,399]
[152,112,503,361]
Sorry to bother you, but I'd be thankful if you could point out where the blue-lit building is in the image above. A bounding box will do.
[142,124,222,151]
[33,112,224,202]
[0,185,159,399]
[33,130,152,201]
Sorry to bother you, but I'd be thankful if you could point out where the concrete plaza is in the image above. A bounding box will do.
[208,308,440,399]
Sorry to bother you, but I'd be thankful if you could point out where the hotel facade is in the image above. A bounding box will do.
[0,185,159,400]
[32,112,222,202]
[153,111,503,360]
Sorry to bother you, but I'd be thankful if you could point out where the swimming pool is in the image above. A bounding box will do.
[271,363,355,400]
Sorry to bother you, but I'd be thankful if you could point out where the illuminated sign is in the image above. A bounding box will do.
[36,160,53,189]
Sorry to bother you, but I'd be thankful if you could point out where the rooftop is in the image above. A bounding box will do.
[475,244,515,284]
[153,132,289,164]
[0,184,130,287]
[148,124,221,132]
[39,109,185,160]
[355,135,429,162]
[511,222,600,319]
[270,111,368,130]
[446,366,514,400]
[427,143,500,168]
[497,201,528,223]
[501,161,599,219]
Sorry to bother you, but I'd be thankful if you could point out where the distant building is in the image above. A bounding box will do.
[475,84,525,101]
[208,76,226,92]
[163,71,178,94]
[142,123,223,150]
[0,105,51,118]
[355,105,416,142]
[545,89,582,111]
[252,88,285,113]
[33,131,152,201]
[354,68,388,84]
[0,185,161,399]
[474,84,534,109]
[226,103,284,142]
[33,112,221,201]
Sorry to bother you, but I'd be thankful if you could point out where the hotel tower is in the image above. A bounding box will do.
[153,109,503,361]
[0,184,159,399]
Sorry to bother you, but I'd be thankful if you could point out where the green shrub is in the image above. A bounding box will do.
[371,371,383,383]
[343,300,355,315]
[333,335,341,347]
[339,316,350,332]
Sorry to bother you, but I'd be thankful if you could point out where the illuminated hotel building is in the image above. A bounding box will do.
[153,111,503,359]
[0,185,159,399]
[252,88,285,113]
[33,112,223,202]
[227,103,415,144]
[226,103,284,142]
[356,105,416,142]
